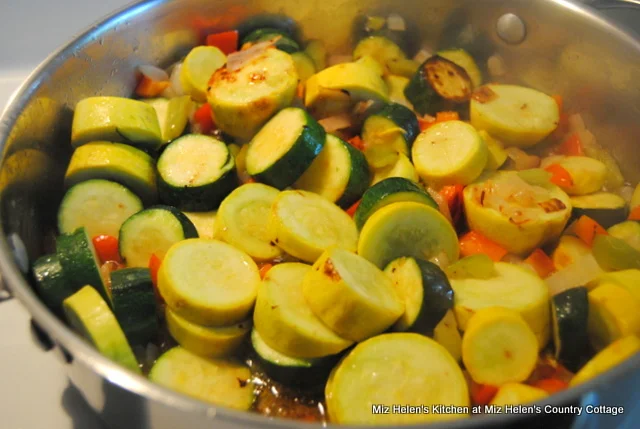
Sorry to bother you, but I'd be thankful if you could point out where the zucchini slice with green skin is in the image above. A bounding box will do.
[608,221,640,252]
[451,262,550,349]
[304,39,327,71]
[551,235,593,270]
[271,190,358,263]
[358,202,459,269]
[433,309,462,362]
[587,283,640,351]
[144,96,193,143]
[354,177,437,230]
[246,107,326,189]
[541,155,607,196]
[463,171,572,255]
[362,102,420,169]
[180,46,227,102]
[166,307,250,358]
[404,55,473,116]
[470,84,559,147]
[56,227,109,301]
[157,134,236,211]
[63,286,139,372]
[118,205,198,268]
[158,239,260,326]
[552,287,589,371]
[384,257,453,335]
[570,192,628,228]
[570,335,640,386]
[58,179,143,239]
[64,142,157,205]
[149,346,254,409]
[71,96,162,150]
[371,153,419,185]
[326,333,469,425]
[303,248,404,342]
[437,48,483,88]
[242,28,300,53]
[291,52,316,83]
[353,36,406,71]
[592,234,640,271]
[208,48,298,140]
[32,254,74,310]
[251,329,339,388]
[294,134,370,208]
[254,263,353,358]
[110,268,158,346]
[462,307,538,385]
[215,183,282,261]
[412,120,488,186]
[490,384,548,407]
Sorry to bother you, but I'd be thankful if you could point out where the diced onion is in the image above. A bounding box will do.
[318,114,353,132]
[227,40,274,71]
[506,147,541,171]
[161,62,186,98]
[425,186,453,224]
[487,54,506,77]
[619,185,635,203]
[387,13,406,31]
[568,113,586,133]
[138,64,169,82]
[327,55,353,66]
[545,253,603,296]
[413,48,433,64]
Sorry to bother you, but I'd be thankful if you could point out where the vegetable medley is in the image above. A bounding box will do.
[31,13,640,425]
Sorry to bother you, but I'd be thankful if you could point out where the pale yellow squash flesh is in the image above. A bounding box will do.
[587,283,640,351]
[570,335,640,386]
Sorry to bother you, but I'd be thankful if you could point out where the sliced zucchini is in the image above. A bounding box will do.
[592,234,640,271]
[180,46,227,102]
[215,183,282,261]
[384,75,413,109]
[149,346,254,409]
[470,84,559,147]
[253,263,353,357]
[541,155,607,196]
[412,120,488,186]
[358,202,459,269]
[451,262,550,349]
[608,221,640,252]
[242,29,300,53]
[552,287,589,371]
[71,96,162,150]
[251,329,338,387]
[446,254,497,280]
[291,52,316,83]
[551,235,592,270]
[158,239,260,326]
[118,205,198,268]
[356,55,385,78]
[63,286,139,372]
[182,211,216,239]
[384,257,453,335]
[462,307,538,385]
[56,227,108,301]
[144,95,193,143]
[463,171,572,255]
[305,61,389,115]
[437,48,482,89]
[362,102,419,169]
[208,48,298,140]
[302,248,404,342]
[246,107,325,189]
[58,179,143,238]
[371,153,419,185]
[570,192,628,228]
[478,130,508,171]
[587,283,640,351]
[354,177,437,230]
[326,333,469,424]
[157,134,236,211]
[353,36,406,71]
[166,307,250,358]
[433,309,462,362]
[64,142,157,205]
[570,335,640,386]
[386,59,420,79]
[32,254,74,310]
[404,55,473,115]
[304,39,327,71]
[110,268,157,346]
[270,190,358,262]
[490,384,548,407]
[295,134,369,208]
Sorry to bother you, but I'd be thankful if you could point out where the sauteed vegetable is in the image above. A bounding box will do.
[31,13,640,425]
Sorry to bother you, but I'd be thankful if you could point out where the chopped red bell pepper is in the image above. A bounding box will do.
[574,215,607,247]
[92,235,122,264]
[193,103,215,135]
[525,249,556,278]
[544,164,574,188]
[206,30,239,55]
[346,200,361,217]
[459,231,508,262]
